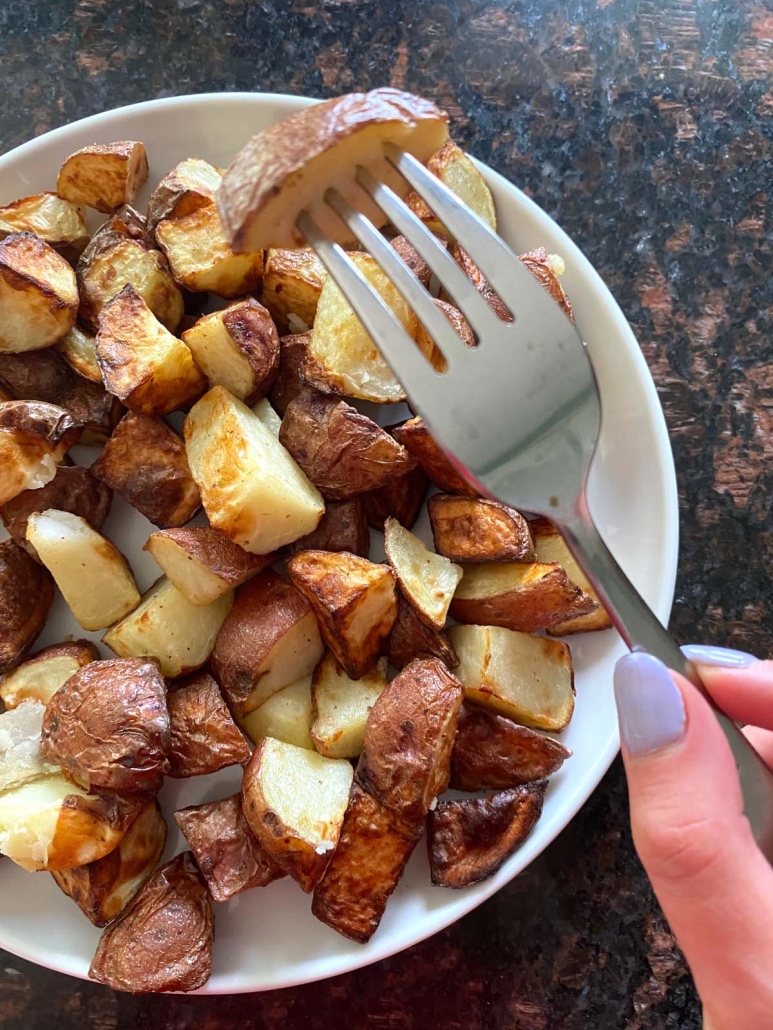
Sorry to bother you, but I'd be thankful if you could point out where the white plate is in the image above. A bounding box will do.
[0,93,679,994]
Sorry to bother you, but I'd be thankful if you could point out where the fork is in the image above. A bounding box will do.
[295,142,773,861]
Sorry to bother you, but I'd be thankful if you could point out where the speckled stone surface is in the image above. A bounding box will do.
[1,0,771,1025]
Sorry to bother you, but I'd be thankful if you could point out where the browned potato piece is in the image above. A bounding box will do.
[286,498,370,558]
[92,412,200,528]
[56,325,101,383]
[57,141,148,213]
[174,795,284,902]
[311,783,422,943]
[268,332,313,416]
[391,416,477,496]
[385,595,459,671]
[1,464,112,560]
[450,703,571,791]
[219,88,448,250]
[0,700,59,793]
[361,465,428,531]
[279,392,416,500]
[238,675,315,750]
[406,140,497,234]
[261,249,327,333]
[0,193,89,254]
[211,569,324,715]
[42,657,170,794]
[530,517,613,635]
[449,625,575,731]
[96,285,206,417]
[287,550,398,679]
[52,800,167,927]
[241,737,354,892]
[450,561,596,633]
[384,518,461,631]
[0,640,98,709]
[389,234,440,286]
[428,495,534,564]
[311,654,388,759]
[0,400,80,503]
[518,248,574,323]
[182,298,279,405]
[427,782,547,888]
[146,158,222,230]
[0,233,78,353]
[0,540,54,672]
[414,299,475,373]
[167,671,250,778]
[155,206,264,298]
[89,851,214,994]
[145,526,272,606]
[450,244,512,322]
[356,657,463,821]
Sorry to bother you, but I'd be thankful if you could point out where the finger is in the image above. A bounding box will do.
[744,725,773,769]
[681,646,773,731]
[614,652,773,1027]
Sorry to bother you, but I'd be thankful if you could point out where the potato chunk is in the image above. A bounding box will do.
[428,495,535,564]
[167,671,249,778]
[56,325,102,383]
[26,509,140,631]
[406,139,497,235]
[311,654,387,759]
[0,400,79,504]
[286,498,370,558]
[184,388,324,554]
[0,700,59,793]
[96,285,206,417]
[0,540,54,671]
[361,465,428,531]
[261,248,327,332]
[103,576,233,679]
[57,141,148,213]
[449,624,575,731]
[0,193,89,254]
[146,158,222,230]
[287,550,398,679]
[269,332,312,415]
[0,640,98,709]
[241,737,354,892]
[384,518,461,630]
[385,595,458,671]
[238,675,315,750]
[530,517,613,634]
[391,416,477,496]
[0,233,78,353]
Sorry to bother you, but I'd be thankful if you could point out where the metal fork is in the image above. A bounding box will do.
[296,142,773,861]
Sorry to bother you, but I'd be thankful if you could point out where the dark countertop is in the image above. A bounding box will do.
[1,1,771,1026]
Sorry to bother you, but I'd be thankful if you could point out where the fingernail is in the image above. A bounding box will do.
[614,652,686,756]
[681,644,758,668]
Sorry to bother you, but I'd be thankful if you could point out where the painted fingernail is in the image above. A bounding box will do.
[681,644,758,668]
[614,652,686,756]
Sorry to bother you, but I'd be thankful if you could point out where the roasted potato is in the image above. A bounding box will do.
[287,550,398,679]
[184,389,324,554]
[356,657,463,821]
[427,782,547,888]
[41,657,170,794]
[385,595,459,671]
[102,576,233,679]
[0,640,98,709]
[1,463,112,560]
[268,331,313,416]
[155,205,264,297]
[92,412,201,528]
[88,851,214,994]
[530,517,613,634]
[174,795,284,902]
[406,139,497,235]
[450,560,596,633]
[56,325,102,383]
[428,495,535,564]
[0,233,78,353]
[311,783,421,943]
[279,391,416,500]
[182,298,279,405]
[391,416,477,496]
[450,703,571,791]
[52,800,167,926]
[241,736,354,892]
[57,141,148,213]
[361,465,428,531]
[414,299,474,373]
[311,654,388,759]
[449,624,575,731]
[261,249,327,334]
[286,498,370,558]
[96,284,206,417]
[518,248,574,323]
[144,526,272,606]
[384,518,461,631]
[26,509,140,631]
[238,675,315,750]
[146,158,222,230]
[304,252,414,403]
[218,88,448,250]
[0,540,54,672]
[449,244,512,322]
[0,700,60,793]
[0,400,79,505]
[0,193,89,256]
[389,234,442,287]
[167,671,250,778]
[211,569,323,716]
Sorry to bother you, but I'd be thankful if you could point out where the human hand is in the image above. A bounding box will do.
[613,645,773,1029]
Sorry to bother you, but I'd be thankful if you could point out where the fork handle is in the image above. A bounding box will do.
[559,501,773,863]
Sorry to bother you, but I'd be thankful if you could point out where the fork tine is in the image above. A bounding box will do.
[296,210,442,401]
[323,187,474,364]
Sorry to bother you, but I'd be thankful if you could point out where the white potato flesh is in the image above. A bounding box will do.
[26,510,140,632]
[0,654,83,708]
[0,437,58,503]
[532,522,612,634]
[239,676,315,751]
[56,325,101,383]
[311,656,387,759]
[244,612,323,714]
[384,518,461,630]
[0,776,74,871]
[0,234,78,353]
[0,193,88,247]
[0,700,59,793]
[142,536,234,607]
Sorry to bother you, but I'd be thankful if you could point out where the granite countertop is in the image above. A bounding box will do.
[1,0,771,1026]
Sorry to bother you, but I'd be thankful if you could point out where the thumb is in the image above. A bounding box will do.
[614,652,773,1028]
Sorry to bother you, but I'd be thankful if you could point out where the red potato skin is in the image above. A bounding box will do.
[167,671,250,778]
[0,540,54,672]
[285,499,370,558]
[385,595,458,671]
[361,465,428,531]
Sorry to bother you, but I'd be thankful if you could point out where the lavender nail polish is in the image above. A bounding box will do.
[614,652,686,756]
[681,644,758,669]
